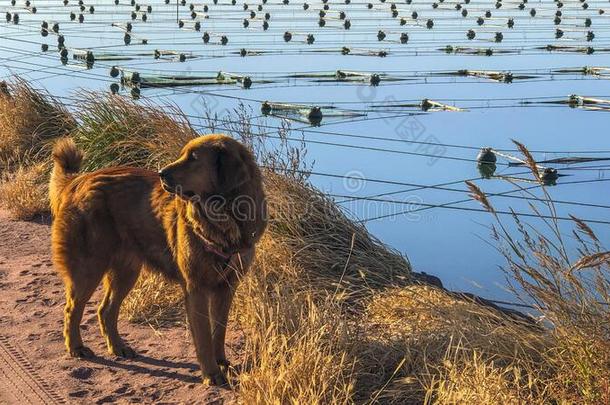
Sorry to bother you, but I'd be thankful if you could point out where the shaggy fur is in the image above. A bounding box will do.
[50,135,267,385]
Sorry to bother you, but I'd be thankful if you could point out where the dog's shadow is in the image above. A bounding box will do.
[85,354,201,383]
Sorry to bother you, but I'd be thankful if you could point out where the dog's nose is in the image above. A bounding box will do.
[159,169,171,182]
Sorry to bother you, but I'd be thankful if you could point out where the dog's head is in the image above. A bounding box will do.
[158,134,252,200]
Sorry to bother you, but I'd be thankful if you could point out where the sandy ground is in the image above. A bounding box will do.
[0,210,238,404]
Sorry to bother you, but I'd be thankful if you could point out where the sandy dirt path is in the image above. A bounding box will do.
[0,211,238,404]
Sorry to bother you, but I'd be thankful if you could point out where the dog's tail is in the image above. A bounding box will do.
[50,137,83,216]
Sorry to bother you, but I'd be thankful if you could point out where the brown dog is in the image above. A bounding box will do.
[49,134,267,385]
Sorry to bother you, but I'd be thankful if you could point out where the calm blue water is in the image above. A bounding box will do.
[2,0,610,304]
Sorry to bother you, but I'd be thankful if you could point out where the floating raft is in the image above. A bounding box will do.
[372,99,466,112]
[261,101,365,125]
[450,69,537,83]
[289,70,394,86]
[523,95,610,111]
[554,67,610,77]
[119,70,263,89]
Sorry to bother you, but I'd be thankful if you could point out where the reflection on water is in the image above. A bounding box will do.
[2,0,610,304]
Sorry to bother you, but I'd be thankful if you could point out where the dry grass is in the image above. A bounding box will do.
[0,85,607,404]
[234,264,356,404]
[363,285,548,404]
[120,272,184,328]
[425,346,546,405]
[0,79,75,170]
[73,92,197,170]
[468,149,610,404]
[0,162,50,220]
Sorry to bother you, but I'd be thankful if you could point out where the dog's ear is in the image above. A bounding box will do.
[216,147,250,193]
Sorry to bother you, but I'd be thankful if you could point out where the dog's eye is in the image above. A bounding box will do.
[190,151,198,160]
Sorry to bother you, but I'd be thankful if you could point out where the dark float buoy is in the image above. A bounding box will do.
[476,147,497,178]
[370,73,381,86]
[110,83,120,95]
[261,101,272,115]
[85,51,95,68]
[541,168,558,186]
[110,66,120,77]
[308,107,323,126]
[131,87,140,99]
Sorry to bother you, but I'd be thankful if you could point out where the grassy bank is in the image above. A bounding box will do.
[1,79,608,404]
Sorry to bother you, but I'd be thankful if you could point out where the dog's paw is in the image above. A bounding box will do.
[110,344,137,359]
[69,346,95,359]
[202,371,229,387]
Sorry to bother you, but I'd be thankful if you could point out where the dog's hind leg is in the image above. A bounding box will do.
[98,258,141,358]
[63,271,104,358]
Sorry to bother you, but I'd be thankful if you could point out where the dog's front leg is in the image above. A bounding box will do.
[184,287,227,386]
